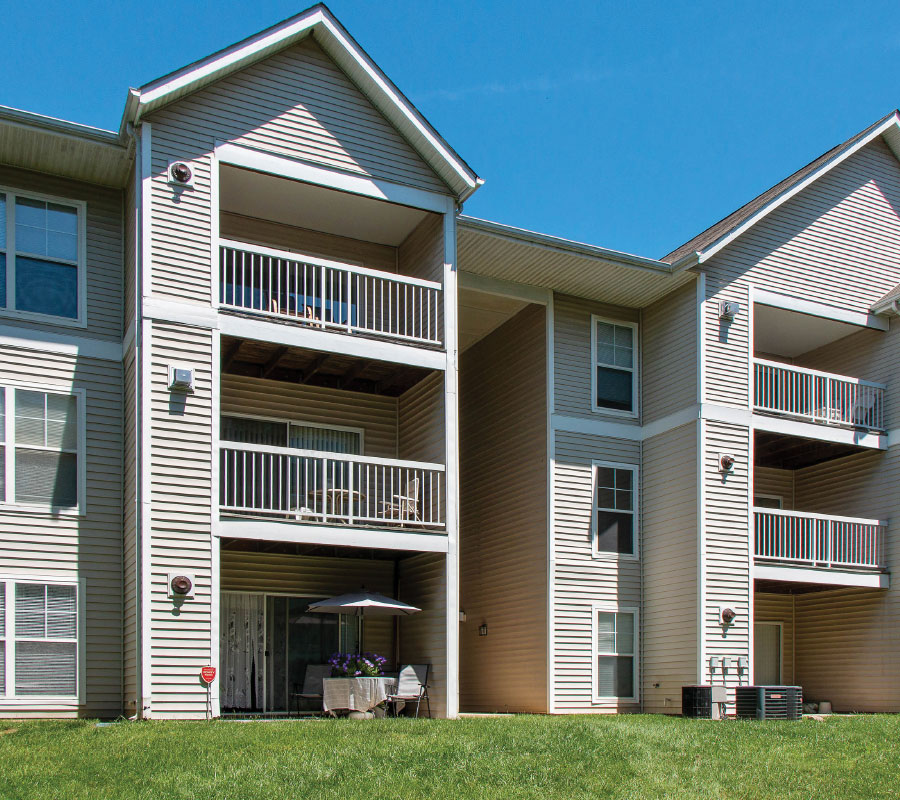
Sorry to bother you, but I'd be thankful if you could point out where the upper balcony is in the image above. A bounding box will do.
[216,163,446,356]
[219,239,442,348]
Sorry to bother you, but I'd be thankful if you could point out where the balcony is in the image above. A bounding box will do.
[220,443,445,532]
[754,508,887,586]
[753,359,885,432]
[219,239,443,348]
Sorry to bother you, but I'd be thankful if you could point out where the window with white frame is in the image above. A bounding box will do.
[594,463,637,556]
[0,191,82,321]
[595,608,637,701]
[592,317,637,414]
[1,579,79,698]
[0,386,81,510]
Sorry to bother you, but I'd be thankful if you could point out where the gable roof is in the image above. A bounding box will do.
[121,4,481,201]
[662,110,900,265]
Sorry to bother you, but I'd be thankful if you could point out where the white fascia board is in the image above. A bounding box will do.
[753,287,889,331]
[216,518,449,553]
[0,104,123,147]
[128,6,478,199]
[217,312,447,371]
[752,413,886,449]
[215,141,455,214]
[459,216,679,274]
[457,271,550,305]
[753,563,889,589]
[697,116,900,264]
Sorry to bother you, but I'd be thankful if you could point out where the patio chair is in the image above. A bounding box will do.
[380,477,420,525]
[292,664,332,714]
[851,393,877,428]
[386,664,431,718]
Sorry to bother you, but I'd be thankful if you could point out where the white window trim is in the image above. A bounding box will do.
[0,381,87,516]
[753,493,783,509]
[591,460,639,561]
[590,315,639,419]
[0,186,88,329]
[220,412,366,453]
[0,575,85,704]
[591,603,640,704]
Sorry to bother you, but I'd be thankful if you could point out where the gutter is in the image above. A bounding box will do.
[459,215,699,274]
[0,104,127,148]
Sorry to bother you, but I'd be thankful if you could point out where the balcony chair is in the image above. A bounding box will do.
[380,477,420,525]
[292,664,332,715]
[851,393,877,428]
[386,664,431,718]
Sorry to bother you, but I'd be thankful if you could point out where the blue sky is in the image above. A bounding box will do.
[2,0,899,258]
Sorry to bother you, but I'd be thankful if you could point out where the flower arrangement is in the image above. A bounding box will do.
[328,652,388,678]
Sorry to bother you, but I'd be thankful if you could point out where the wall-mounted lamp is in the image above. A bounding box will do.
[720,606,737,627]
[479,623,488,637]
[719,453,736,474]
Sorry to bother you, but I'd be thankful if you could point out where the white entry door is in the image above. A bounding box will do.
[754,622,782,685]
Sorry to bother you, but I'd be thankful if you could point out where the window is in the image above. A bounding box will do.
[220,415,362,454]
[594,608,637,701]
[592,317,637,415]
[754,494,783,509]
[0,190,83,322]
[1,579,79,699]
[594,462,637,557]
[0,386,81,510]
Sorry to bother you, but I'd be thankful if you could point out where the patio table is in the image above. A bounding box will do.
[322,676,396,713]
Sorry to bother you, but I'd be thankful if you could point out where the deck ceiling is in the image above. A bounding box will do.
[754,430,861,470]
[221,335,432,396]
[754,578,847,595]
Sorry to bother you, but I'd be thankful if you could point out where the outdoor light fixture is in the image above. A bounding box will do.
[720,606,737,626]
[168,573,195,599]
[479,623,488,637]
[168,160,194,187]
[719,453,736,474]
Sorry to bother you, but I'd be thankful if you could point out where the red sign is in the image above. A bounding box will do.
[200,666,216,684]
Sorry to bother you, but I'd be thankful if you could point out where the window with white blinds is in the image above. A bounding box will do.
[220,415,362,454]
[594,608,638,701]
[289,424,361,454]
[1,579,79,699]
[0,386,81,510]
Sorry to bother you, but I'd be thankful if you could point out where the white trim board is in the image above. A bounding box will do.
[457,271,550,305]
[0,328,122,362]
[753,563,889,589]
[215,518,450,553]
[752,288,889,331]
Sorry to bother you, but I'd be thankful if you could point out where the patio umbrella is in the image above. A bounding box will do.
[306,590,421,617]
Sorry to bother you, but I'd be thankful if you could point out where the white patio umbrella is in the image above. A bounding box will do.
[306,590,421,617]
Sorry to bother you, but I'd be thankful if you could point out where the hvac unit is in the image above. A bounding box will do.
[682,685,728,719]
[735,686,803,720]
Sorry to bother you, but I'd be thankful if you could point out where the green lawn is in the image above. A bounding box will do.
[0,715,897,800]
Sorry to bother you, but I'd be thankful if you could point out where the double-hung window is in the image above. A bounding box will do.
[1,578,80,699]
[594,607,638,702]
[592,317,637,415]
[593,462,637,557]
[0,190,83,322]
[0,385,81,511]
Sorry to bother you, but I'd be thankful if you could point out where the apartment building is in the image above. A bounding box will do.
[0,5,898,719]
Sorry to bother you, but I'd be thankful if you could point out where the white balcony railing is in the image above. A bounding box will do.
[754,508,886,570]
[753,359,885,431]
[220,443,445,530]
[219,239,442,346]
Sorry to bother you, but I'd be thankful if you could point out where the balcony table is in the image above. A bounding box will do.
[322,676,396,715]
[306,488,366,520]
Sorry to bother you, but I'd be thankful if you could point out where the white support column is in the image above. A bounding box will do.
[442,210,460,718]
[209,328,221,718]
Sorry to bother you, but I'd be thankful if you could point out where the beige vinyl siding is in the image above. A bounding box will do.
[552,431,640,712]
[147,321,213,719]
[124,166,136,333]
[397,213,445,344]
[146,37,448,303]
[793,587,899,711]
[398,372,444,464]
[753,592,795,685]
[397,552,447,718]
[0,165,123,342]
[753,466,794,509]
[703,138,900,407]
[220,212,397,273]
[702,421,750,699]
[553,293,640,422]
[0,347,122,717]
[122,344,138,714]
[641,421,698,713]
[642,279,698,423]
[458,305,547,713]
[221,374,398,458]
[220,550,395,658]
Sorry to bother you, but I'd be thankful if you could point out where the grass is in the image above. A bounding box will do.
[0,715,898,800]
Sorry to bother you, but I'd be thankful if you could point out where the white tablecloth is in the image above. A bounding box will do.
[322,677,396,713]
